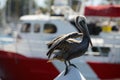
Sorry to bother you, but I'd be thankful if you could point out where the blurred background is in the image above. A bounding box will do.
[0,0,120,80]
[0,0,120,25]
[0,0,120,35]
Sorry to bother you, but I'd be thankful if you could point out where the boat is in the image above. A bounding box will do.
[0,14,120,80]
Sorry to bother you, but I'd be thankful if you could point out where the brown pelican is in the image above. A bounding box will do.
[46,16,93,75]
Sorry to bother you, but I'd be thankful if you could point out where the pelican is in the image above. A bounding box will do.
[46,16,93,75]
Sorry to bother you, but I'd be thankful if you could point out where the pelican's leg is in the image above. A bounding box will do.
[48,53,52,59]
[68,60,77,68]
[64,61,68,76]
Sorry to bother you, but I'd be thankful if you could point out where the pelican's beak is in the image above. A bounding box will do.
[75,16,93,47]
[78,19,93,47]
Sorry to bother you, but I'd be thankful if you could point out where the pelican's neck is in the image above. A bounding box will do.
[78,34,90,49]
[81,34,90,44]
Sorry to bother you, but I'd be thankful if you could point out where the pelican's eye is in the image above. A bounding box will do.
[79,20,85,27]
[82,19,86,23]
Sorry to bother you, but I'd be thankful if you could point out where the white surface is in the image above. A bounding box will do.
[54,66,86,80]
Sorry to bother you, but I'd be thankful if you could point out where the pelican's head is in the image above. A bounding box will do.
[75,15,88,33]
[75,15,93,47]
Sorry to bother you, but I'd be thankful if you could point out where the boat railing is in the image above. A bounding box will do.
[1,38,120,52]
[0,41,4,50]
[0,37,120,63]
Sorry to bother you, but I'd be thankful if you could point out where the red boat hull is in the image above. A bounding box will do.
[1,50,120,80]
[88,62,120,79]
[0,50,59,80]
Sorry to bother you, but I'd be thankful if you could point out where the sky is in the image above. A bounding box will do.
[35,0,46,7]
[85,0,102,6]
[0,0,102,9]
[0,0,7,9]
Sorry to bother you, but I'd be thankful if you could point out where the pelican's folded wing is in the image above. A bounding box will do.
[47,35,64,48]
[46,32,82,58]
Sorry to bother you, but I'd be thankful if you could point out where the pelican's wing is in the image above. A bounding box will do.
[46,32,82,59]
[47,35,64,48]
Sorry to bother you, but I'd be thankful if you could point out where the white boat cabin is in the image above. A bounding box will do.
[1,14,120,63]
[19,15,77,40]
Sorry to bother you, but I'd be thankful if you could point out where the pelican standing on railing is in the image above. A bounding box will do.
[46,16,93,75]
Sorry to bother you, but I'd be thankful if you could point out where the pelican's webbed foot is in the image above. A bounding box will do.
[64,61,69,76]
[64,66,69,76]
[64,64,77,76]
[70,64,77,68]
[68,61,78,68]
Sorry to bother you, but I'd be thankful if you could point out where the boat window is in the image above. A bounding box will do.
[44,23,57,34]
[21,23,31,33]
[100,47,110,56]
[91,47,110,57]
[34,24,40,33]
[92,47,99,52]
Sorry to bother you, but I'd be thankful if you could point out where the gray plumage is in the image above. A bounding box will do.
[46,15,93,75]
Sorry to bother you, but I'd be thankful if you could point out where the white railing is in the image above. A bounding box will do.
[1,37,120,62]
